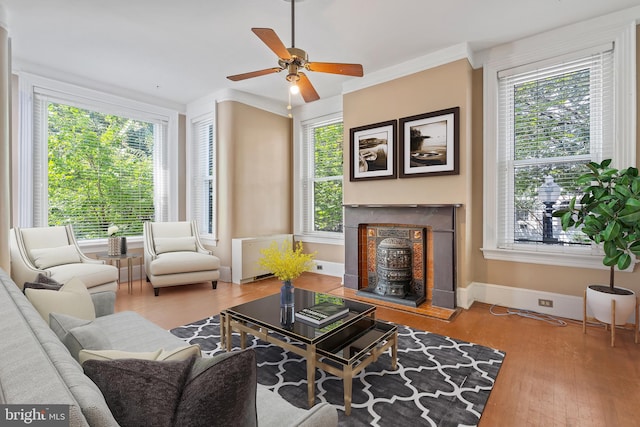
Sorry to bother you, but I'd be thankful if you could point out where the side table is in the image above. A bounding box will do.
[96,252,142,294]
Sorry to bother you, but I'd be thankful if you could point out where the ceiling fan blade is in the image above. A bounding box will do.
[226,67,282,81]
[251,28,292,60]
[306,62,364,77]
[298,72,320,103]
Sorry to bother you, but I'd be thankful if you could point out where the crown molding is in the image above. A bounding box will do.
[475,5,640,67]
[212,88,290,117]
[292,95,342,122]
[13,59,185,112]
[342,42,475,95]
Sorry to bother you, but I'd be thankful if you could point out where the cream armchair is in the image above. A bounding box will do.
[143,221,220,296]
[9,225,118,293]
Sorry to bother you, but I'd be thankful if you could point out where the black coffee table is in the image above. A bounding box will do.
[220,288,397,415]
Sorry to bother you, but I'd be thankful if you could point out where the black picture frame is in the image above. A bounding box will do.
[349,120,397,181]
[399,107,459,178]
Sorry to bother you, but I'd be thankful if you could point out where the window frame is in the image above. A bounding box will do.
[187,111,217,245]
[17,73,180,251]
[293,97,345,245]
[482,20,636,269]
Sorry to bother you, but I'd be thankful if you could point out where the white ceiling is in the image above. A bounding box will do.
[2,0,640,110]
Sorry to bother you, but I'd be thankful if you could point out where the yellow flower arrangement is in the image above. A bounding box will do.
[259,240,316,281]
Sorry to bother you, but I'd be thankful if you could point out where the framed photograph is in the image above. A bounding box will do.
[349,120,397,181]
[399,107,459,178]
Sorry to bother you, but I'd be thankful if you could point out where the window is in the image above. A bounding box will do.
[499,49,613,248]
[18,75,178,243]
[189,114,216,239]
[300,115,344,238]
[483,22,635,268]
[37,101,159,238]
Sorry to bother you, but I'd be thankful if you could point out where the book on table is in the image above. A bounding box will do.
[295,301,349,327]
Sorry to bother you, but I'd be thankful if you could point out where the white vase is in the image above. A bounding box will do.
[586,285,636,326]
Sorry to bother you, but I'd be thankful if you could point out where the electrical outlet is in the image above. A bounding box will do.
[316,264,323,270]
[538,299,553,308]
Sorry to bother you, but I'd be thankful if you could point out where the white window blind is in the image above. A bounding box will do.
[496,47,614,250]
[301,116,344,236]
[190,115,216,238]
[32,92,168,239]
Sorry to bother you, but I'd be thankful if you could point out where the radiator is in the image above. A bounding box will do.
[231,234,293,284]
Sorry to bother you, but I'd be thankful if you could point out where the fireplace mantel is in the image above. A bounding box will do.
[343,204,462,309]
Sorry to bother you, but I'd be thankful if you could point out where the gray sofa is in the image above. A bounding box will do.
[0,268,338,426]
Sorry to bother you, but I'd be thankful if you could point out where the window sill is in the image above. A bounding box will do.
[481,247,635,271]
[199,236,218,247]
[295,234,344,246]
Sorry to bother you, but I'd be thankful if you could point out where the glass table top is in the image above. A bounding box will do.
[224,287,376,344]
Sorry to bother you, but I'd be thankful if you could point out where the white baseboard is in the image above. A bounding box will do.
[311,260,344,278]
[459,281,636,323]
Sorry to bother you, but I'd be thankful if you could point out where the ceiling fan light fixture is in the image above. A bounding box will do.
[226,0,363,104]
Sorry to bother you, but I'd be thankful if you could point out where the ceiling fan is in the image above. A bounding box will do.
[226,0,364,103]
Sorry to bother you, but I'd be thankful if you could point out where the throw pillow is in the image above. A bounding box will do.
[83,357,195,427]
[79,349,163,364]
[78,344,201,364]
[63,323,113,361]
[153,236,197,254]
[30,244,81,269]
[25,277,96,324]
[158,344,202,361]
[49,312,92,341]
[49,312,112,360]
[174,349,258,427]
[23,273,63,292]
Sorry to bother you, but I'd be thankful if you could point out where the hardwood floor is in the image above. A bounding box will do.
[115,273,640,427]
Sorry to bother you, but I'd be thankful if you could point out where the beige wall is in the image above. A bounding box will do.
[343,59,474,288]
[303,242,344,264]
[215,101,292,268]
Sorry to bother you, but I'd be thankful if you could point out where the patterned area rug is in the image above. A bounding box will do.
[170,315,505,427]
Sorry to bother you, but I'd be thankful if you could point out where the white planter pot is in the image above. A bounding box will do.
[586,285,636,326]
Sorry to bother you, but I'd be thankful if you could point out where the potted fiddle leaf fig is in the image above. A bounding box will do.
[552,159,640,326]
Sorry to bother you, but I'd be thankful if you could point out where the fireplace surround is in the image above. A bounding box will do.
[344,204,460,309]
